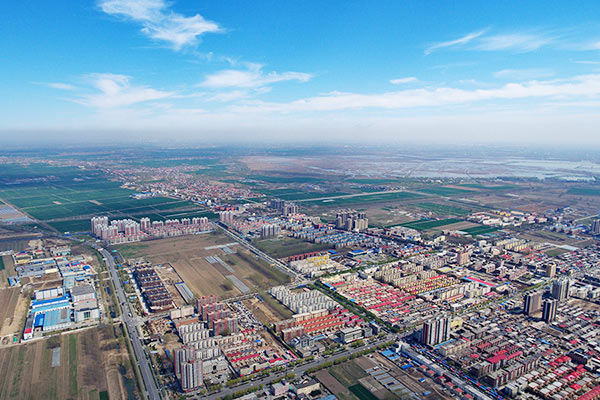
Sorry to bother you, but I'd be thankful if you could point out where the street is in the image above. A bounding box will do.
[97,246,162,400]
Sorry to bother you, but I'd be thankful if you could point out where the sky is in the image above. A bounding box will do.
[2,0,600,145]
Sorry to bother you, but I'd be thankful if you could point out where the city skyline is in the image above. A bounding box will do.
[2,1,600,144]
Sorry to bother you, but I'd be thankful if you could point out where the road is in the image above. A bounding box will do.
[96,246,162,400]
[200,335,394,400]
[216,224,301,281]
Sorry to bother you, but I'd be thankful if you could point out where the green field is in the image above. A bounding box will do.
[567,187,600,196]
[303,191,424,207]
[415,202,471,216]
[254,237,333,258]
[417,186,473,196]
[462,225,500,235]
[460,183,517,190]
[329,361,368,387]
[247,174,323,184]
[0,163,209,226]
[400,218,462,231]
[348,384,378,400]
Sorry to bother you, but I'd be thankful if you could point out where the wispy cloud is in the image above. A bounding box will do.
[75,73,174,108]
[426,29,555,54]
[425,30,485,55]
[390,77,418,84]
[228,74,600,113]
[200,63,312,89]
[476,33,553,52]
[98,0,221,50]
[33,82,77,91]
[494,68,554,80]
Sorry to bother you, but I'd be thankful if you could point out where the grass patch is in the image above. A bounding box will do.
[260,291,294,320]
[460,183,517,190]
[0,256,4,271]
[400,218,462,231]
[415,202,471,216]
[462,225,500,235]
[567,187,600,196]
[328,361,368,387]
[68,335,78,396]
[417,186,473,196]
[349,384,378,400]
[303,191,423,207]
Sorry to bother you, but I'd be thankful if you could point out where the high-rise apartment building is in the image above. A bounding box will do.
[421,317,451,347]
[542,298,558,323]
[523,291,542,316]
[551,279,570,302]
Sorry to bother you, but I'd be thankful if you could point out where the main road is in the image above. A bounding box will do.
[96,246,162,400]
[200,335,394,400]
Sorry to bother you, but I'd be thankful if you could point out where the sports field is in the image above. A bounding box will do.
[0,326,136,400]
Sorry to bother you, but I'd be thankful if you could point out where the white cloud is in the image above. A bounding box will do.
[425,30,485,55]
[228,74,600,113]
[34,82,77,90]
[75,73,174,108]
[390,77,418,84]
[200,63,312,88]
[98,0,221,50]
[494,68,554,80]
[476,33,553,52]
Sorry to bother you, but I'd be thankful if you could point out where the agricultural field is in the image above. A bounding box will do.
[462,225,500,236]
[116,233,290,299]
[0,163,208,229]
[302,191,425,208]
[414,202,471,216]
[567,187,600,196]
[459,183,518,190]
[253,237,333,259]
[400,218,463,231]
[0,326,137,400]
[416,186,474,196]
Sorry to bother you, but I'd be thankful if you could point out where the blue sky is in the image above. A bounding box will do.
[2,0,600,144]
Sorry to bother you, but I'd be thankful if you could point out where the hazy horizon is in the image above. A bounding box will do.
[2,1,600,145]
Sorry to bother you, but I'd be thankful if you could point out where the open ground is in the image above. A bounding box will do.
[116,233,290,299]
[0,325,137,400]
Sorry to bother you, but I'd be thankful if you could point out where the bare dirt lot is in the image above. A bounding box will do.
[0,287,28,338]
[0,325,137,400]
[116,233,289,300]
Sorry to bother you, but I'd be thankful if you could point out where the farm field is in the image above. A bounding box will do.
[567,187,600,196]
[0,326,137,400]
[302,191,425,208]
[462,225,500,235]
[116,233,290,299]
[0,163,208,227]
[400,218,463,231]
[414,202,471,216]
[416,186,474,196]
[253,237,333,259]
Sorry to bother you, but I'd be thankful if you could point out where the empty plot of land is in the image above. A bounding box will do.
[0,327,132,400]
[117,233,289,300]
[0,287,27,336]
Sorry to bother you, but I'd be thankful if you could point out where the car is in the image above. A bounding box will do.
[128,312,132,318]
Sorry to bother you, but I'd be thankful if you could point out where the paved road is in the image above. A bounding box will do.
[200,335,394,400]
[96,246,162,400]
[216,224,301,281]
